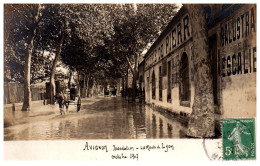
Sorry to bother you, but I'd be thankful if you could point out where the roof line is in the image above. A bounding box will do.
[144,6,187,59]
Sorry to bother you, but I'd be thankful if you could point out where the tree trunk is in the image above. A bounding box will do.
[68,70,73,89]
[76,70,81,96]
[82,74,86,98]
[122,77,125,97]
[126,54,139,101]
[22,4,41,111]
[85,75,90,97]
[132,54,139,101]
[117,80,120,96]
[50,31,64,104]
[132,72,137,101]
[92,80,96,96]
[184,4,215,138]
[125,69,128,97]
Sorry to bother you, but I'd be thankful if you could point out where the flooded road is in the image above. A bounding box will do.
[4,97,187,140]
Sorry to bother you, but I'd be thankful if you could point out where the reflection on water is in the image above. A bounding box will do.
[4,97,186,140]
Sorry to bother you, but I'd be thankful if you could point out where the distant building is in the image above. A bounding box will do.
[138,60,145,92]
[143,4,256,119]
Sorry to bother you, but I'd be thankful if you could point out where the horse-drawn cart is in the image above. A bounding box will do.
[69,87,81,112]
[68,95,81,112]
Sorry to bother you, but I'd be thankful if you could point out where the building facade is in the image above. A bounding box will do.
[138,60,145,92]
[143,4,256,119]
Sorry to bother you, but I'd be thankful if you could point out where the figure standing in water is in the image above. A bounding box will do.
[57,92,65,115]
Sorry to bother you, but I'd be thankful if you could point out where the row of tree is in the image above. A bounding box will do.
[4,4,179,110]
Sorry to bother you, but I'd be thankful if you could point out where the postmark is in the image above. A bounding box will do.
[221,118,255,160]
[203,138,222,160]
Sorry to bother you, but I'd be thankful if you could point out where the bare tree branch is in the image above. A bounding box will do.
[125,56,134,74]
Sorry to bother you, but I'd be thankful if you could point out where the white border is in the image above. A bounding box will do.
[1,1,259,166]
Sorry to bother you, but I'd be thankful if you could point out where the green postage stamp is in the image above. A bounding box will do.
[221,118,256,160]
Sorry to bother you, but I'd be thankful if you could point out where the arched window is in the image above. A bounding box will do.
[152,70,156,99]
[180,52,190,103]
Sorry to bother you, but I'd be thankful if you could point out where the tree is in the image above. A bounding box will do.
[110,4,179,100]
[4,4,180,107]
[35,4,75,104]
[184,4,215,138]
[4,5,27,83]
[50,30,64,104]
[60,4,118,97]
[22,4,41,111]
[4,4,52,85]
[30,50,52,84]
[61,31,93,97]
[4,4,41,111]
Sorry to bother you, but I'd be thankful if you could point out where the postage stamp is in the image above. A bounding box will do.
[221,118,256,160]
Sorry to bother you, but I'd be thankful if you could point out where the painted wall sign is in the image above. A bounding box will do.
[220,7,256,47]
[222,47,256,77]
[221,6,256,77]
[145,14,191,69]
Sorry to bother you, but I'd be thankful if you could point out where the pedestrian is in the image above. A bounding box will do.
[57,92,65,115]
[115,88,117,96]
[64,93,70,112]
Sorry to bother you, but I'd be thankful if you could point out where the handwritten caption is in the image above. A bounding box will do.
[83,142,174,161]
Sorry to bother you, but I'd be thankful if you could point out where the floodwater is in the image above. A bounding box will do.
[4,97,187,140]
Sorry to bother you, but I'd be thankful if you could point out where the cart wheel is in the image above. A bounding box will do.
[77,104,81,112]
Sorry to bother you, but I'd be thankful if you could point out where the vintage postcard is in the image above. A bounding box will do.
[2,2,257,162]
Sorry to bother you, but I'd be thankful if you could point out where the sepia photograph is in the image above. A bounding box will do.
[2,2,257,161]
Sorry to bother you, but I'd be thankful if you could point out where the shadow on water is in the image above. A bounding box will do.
[4,97,187,140]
